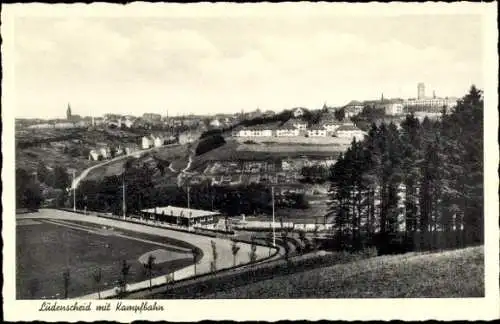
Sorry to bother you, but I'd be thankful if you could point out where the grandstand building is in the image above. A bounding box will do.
[140,205,220,227]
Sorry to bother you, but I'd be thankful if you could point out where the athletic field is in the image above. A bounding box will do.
[16,218,198,299]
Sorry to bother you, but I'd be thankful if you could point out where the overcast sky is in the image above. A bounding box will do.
[14,14,483,118]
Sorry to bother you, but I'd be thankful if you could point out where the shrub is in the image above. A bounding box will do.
[195,135,226,156]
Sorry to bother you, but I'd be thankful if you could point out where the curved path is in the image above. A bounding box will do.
[176,149,195,186]
[18,209,275,299]
[71,144,179,190]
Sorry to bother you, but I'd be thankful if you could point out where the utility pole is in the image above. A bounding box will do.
[72,171,76,212]
[122,173,126,219]
[187,186,191,209]
[272,186,276,247]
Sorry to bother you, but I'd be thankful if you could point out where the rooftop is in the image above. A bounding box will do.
[141,205,220,218]
[283,118,307,127]
[308,125,327,131]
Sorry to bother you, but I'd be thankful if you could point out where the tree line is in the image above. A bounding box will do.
[77,159,309,217]
[16,162,71,210]
[327,85,483,254]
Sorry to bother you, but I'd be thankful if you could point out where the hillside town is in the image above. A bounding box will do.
[8,5,493,321]
[17,83,458,164]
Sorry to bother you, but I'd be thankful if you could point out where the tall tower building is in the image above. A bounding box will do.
[66,103,72,120]
[417,83,425,99]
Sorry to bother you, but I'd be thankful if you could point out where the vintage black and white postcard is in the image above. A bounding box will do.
[2,2,499,322]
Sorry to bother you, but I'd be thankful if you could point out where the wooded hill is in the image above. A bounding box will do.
[327,85,484,254]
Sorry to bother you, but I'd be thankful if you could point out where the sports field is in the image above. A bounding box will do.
[16,218,199,299]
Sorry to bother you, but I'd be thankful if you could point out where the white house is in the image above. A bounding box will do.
[307,126,327,137]
[88,149,101,161]
[234,125,274,137]
[122,118,134,128]
[99,147,110,159]
[384,102,404,115]
[404,96,458,113]
[276,126,300,137]
[335,125,367,141]
[231,126,245,137]
[153,135,164,147]
[321,120,341,132]
[179,131,201,144]
[210,119,222,128]
[286,119,307,131]
[142,136,154,149]
[376,99,405,116]
[251,125,274,137]
[343,100,365,119]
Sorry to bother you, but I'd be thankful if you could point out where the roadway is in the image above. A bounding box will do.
[71,144,179,189]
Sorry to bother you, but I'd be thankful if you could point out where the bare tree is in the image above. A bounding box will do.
[62,268,70,299]
[298,229,308,253]
[119,259,131,296]
[191,248,201,276]
[91,267,102,299]
[210,261,216,273]
[231,240,240,267]
[312,220,320,251]
[282,230,290,262]
[266,231,273,256]
[249,235,257,263]
[210,240,218,272]
[143,254,156,290]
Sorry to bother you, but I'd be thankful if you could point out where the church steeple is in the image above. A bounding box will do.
[381,93,384,102]
[66,103,72,120]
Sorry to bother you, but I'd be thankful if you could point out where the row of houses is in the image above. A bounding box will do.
[342,99,405,117]
[87,133,177,161]
[141,134,177,149]
[232,119,366,140]
[88,143,141,161]
[342,95,459,118]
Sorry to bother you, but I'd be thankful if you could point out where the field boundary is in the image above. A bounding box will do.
[57,208,280,250]
[131,250,350,299]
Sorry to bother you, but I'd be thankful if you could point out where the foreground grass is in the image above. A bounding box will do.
[203,246,484,298]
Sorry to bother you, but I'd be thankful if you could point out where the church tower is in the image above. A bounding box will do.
[66,103,72,120]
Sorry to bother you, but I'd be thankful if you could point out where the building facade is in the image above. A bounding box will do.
[140,206,220,227]
[307,126,327,137]
[276,127,300,137]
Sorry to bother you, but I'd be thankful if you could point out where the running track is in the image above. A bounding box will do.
[17,209,276,299]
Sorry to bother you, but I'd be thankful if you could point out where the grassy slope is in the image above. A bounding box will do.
[16,147,98,173]
[203,246,484,298]
[15,128,144,173]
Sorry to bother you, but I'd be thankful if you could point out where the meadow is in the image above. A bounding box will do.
[202,246,484,298]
